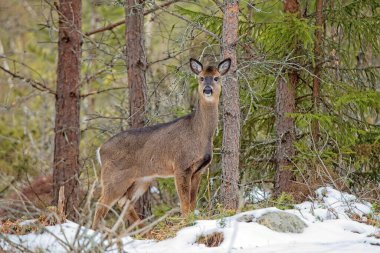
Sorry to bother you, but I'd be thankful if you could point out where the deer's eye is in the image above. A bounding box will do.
[214,77,219,81]
[200,77,204,81]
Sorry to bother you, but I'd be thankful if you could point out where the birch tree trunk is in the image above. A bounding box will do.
[52,0,82,221]
[220,0,240,209]
[125,0,151,219]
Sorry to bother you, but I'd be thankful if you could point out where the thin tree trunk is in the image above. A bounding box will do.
[125,0,151,219]
[312,0,323,143]
[274,72,297,196]
[53,0,82,221]
[87,0,99,114]
[220,0,240,209]
[274,0,299,197]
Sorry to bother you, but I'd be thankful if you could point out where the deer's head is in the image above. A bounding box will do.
[190,58,231,103]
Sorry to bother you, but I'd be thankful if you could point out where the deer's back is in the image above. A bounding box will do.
[99,114,211,176]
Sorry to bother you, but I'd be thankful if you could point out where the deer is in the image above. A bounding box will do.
[92,58,231,230]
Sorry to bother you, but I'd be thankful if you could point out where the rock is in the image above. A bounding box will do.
[257,212,307,233]
[237,214,256,223]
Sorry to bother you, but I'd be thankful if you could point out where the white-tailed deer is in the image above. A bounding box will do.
[92,58,231,229]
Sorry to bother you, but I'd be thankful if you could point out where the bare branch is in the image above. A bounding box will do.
[158,6,220,41]
[0,66,56,95]
[80,86,128,98]
[324,65,380,71]
[85,0,182,36]
[211,0,224,12]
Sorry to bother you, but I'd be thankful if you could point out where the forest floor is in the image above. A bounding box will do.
[0,186,379,252]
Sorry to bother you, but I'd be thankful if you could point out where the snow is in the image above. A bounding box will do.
[245,186,271,204]
[150,186,160,194]
[1,186,379,252]
[314,187,373,218]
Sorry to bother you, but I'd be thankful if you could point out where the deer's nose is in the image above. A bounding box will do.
[203,86,213,96]
[204,76,213,85]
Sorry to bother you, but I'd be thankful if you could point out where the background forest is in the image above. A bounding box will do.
[0,0,379,228]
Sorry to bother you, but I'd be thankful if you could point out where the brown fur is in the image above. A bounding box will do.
[92,58,231,229]
[204,66,218,74]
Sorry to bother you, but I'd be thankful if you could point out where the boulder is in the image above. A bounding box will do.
[236,214,256,223]
[257,212,307,233]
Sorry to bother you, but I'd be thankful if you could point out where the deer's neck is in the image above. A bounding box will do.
[191,99,219,139]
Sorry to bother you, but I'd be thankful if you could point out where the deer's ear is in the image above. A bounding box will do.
[190,58,203,75]
[218,58,231,76]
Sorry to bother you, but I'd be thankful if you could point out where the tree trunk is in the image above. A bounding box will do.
[53,0,82,221]
[220,0,240,210]
[274,0,299,197]
[312,0,323,143]
[125,0,151,219]
[274,72,297,196]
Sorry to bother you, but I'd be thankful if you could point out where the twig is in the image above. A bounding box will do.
[211,0,224,12]
[324,65,380,70]
[80,86,129,98]
[0,66,55,95]
[80,68,109,86]
[0,177,17,196]
[120,207,180,238]
[158,6,220,41]
[85,114,130,121]
[57,186,65,219]
[85,0,181,36]
[110,201,130,234]
[147,50,185,67]
[0,233,34,253]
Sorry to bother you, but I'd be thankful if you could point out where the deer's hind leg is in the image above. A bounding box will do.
[92,169,134,230]
[190,172,202,211]
[121,178,152,227]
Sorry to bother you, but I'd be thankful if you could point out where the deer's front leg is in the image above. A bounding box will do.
[190,155,211,211]
[190,171,202,211]
[174,169,192,215]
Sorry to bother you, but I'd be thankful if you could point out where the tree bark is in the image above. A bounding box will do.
[274,0,299,197]
[274,72,297,196]
[53,0,82,221]
[312,0,323,143]
[125,0,151,219]
[220,0,240,209]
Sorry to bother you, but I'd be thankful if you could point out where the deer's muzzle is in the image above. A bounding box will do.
[203,86,213,97]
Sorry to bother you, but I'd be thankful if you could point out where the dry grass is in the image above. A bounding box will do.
[0,206,65,235]
[0,219,39,235]
[136,215,195,241]
[196,232,224,247]
[350,213,380,228]
[136,207,237,241]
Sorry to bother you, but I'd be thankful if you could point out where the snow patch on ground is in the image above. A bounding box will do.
[1,186,379,252]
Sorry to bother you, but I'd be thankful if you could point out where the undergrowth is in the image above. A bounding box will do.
[196,232,224,247]
[136,206,237,241]
[0,206,64,235]
[136,214,196,240]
